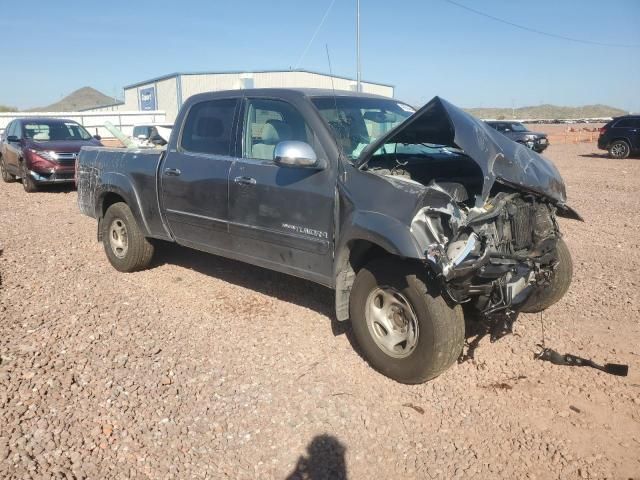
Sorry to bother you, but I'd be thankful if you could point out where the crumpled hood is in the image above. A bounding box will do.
[357,96,568,206]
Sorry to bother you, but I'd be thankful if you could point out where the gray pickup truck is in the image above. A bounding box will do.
[77,88,581,384]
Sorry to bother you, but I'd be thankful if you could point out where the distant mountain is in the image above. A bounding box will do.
[0,105,17,112]
[464,104,628,120]
[28,87,119,112]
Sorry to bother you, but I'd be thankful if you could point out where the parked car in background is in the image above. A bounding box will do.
[0,118,102,192]
[485,121,549,153]
[76,89,580,384]
[597,115,640,159]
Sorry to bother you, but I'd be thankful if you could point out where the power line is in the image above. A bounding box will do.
[444,0,640,48]
[294,0,338,69]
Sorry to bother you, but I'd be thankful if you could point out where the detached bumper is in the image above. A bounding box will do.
[29,169,75,184]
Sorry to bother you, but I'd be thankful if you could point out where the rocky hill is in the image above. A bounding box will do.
[28,87,119,112]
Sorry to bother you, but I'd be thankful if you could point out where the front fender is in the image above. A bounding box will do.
[96,172,151,236]
[338,211,424,262]
[332,211,426,322]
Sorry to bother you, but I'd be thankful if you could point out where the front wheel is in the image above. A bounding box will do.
[349,258,464,384]
[0,156,16,183]
[102,202,154,272]
[21,162,38,192]
[520,238,573,313]
[608,140,630,159]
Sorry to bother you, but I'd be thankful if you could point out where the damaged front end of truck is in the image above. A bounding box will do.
[410,187,562,316]
[354,96,582,319]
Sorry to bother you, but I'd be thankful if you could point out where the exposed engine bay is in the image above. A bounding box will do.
[366,151,562,317]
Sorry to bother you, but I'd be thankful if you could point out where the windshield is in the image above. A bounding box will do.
[23,120,92,141]
[312,97,416,160]
[510,123,528,132]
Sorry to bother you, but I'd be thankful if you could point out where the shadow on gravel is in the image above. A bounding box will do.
[458,305,516,364]
[29,183,76,194]
[578,153,609,159]
[579,153,640,160]
[285,434,347,480]
[151,241,350,335]
[151,242,498,364]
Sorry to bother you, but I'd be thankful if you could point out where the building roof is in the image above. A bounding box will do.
[77,101,125,112]
[123,69,394,90]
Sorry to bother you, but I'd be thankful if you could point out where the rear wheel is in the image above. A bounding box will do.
[609,140,630,159]
[0,156,16,183]
[20,161,38,192]
[520,238,573,313]
[102,202,154,272]
[349,258,464,384]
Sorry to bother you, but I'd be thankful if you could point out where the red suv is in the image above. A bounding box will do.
[0,117,102,192]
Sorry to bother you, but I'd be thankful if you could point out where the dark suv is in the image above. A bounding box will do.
[597,115,640,159]
[0,117,102,192]
[485,121,549,153]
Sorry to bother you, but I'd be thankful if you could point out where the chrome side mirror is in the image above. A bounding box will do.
[274,141,324,169]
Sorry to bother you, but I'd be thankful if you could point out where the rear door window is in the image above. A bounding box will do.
[180,98,239,156]
[614,118,637,128]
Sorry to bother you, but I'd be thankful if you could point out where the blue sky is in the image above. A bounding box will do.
[1,0,638,111]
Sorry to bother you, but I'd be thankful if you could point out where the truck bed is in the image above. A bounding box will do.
[77,147,169,238]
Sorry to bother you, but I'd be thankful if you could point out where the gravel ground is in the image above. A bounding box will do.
[1,142,639,479]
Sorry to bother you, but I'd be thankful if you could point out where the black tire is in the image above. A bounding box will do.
[102,202,154,272]
[0,156,16,183]
[20,161,38,192]
[349,258,464,384]
[608,140,630,159]
[520,238,573,313]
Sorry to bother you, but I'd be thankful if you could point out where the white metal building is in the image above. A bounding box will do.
[84,70,395,122]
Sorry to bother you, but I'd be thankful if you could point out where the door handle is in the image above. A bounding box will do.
[234,176,256,186]
[164,168,181,176]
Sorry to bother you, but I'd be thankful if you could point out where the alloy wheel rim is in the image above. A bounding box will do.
[109,219,129,258]
[611,143,628,158]
[365,287,419,358]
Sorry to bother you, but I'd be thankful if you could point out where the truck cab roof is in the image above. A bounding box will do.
[185,87,392,104]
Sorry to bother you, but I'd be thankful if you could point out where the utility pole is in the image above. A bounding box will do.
[356,0,361,92]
